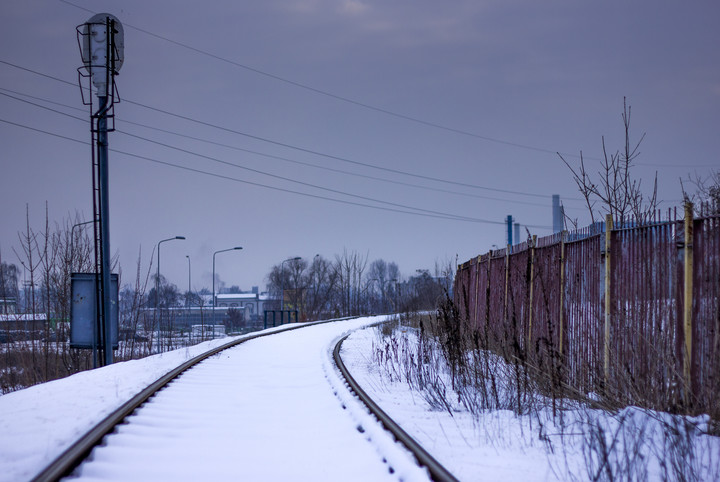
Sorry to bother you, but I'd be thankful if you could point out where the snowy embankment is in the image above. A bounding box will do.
[341,326,573,482]
[342,325,720,482]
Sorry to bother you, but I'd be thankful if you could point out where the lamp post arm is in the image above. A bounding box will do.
[212,246,242,335]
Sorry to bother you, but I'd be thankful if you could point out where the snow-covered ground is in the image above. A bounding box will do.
[341,325,720,482]
[0,317,429,481]
[341,325,578,481]
[1,317,718,481]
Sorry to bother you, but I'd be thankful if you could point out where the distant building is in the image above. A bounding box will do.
[140,291,279,334]
[0,297,17,314]
[214,292,276,321]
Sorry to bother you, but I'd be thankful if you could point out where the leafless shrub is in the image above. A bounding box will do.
[370,291,719,481]
[559,97,658,227]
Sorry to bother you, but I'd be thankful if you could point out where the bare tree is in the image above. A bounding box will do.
[368,259,388,313]
[334,249,369,317]
[305,255,338,320]
[559,98,658,225]
[682,169,720,215]
[117,248,153,360]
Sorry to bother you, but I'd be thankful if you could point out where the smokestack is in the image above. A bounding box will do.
[507,215,513,245]
[514,222,520,244]
[552,195,564,233]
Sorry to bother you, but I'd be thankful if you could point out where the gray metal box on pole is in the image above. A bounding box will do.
[70,273,119,350]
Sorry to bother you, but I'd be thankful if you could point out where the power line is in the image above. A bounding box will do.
[122,96,560,199]
[0,85,581,207]
[0,59,574,200]
[117,129,500,223]
[120,121,583,208]
[0,86,575,214]
[1,116,553,227]
[57,0,586,160]
[0,90,87,124]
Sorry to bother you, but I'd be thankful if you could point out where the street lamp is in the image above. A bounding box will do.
[212,246,243,337]
[280,257,301,312]
[391,278,398,314]
[309,254,320,320]
[185,255,191,307]
[156,236,185,340]
[71,220,95,271]
[156,236,186,309]
[368,278,385,313]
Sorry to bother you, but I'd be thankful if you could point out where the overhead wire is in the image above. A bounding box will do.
[0,85,582,208]
[121,96,562,200]
[0,59,581,201]
[56,0,591,161]
[3,58,685,218]
[116,129,502,223]
[1,116,554,227]
[0,87,565,219]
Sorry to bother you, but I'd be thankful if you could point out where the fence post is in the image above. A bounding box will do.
[474,255,482,327]
[683,201,694,403]
[559,231,566,357]
[527,235,537,353]
[604,214,613,387]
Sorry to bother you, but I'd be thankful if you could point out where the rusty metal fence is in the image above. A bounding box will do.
[454,203,720,416]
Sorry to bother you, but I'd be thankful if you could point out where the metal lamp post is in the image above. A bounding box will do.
[311,254,320,319]
[156,236,186,308]
[212,247,242,338]
[280,257,301,312]
[185,255,191,307]
[370,278,386,314]
[156,236,185,338]
[70,220,95,271]
[391,278,398,313]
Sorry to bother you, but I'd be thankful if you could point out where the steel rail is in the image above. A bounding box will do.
[333,332,460,482]
[32,317,353,482]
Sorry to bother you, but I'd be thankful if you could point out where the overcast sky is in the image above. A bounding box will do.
[1,0,718,293]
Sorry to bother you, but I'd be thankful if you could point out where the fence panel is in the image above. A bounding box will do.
[476,255,490,333]
[507,248,530,354]
[563,233,603,393]
[693,213,720,413]
[609,219,682,408]
[453,263,470,321]
[529,243,562,367]
[454,206,719,417]
[488,254,508,350]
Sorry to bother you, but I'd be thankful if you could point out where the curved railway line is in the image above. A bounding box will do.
[32,317,457,482]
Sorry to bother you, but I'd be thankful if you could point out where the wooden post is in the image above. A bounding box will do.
[559,232,566,357]
[683,202,694,401]
[604,214,613,386]
[474,255,482,326]
[528,235,537,353]
[504,246,510,323]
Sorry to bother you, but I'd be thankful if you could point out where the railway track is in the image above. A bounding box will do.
[32,317,457,481]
